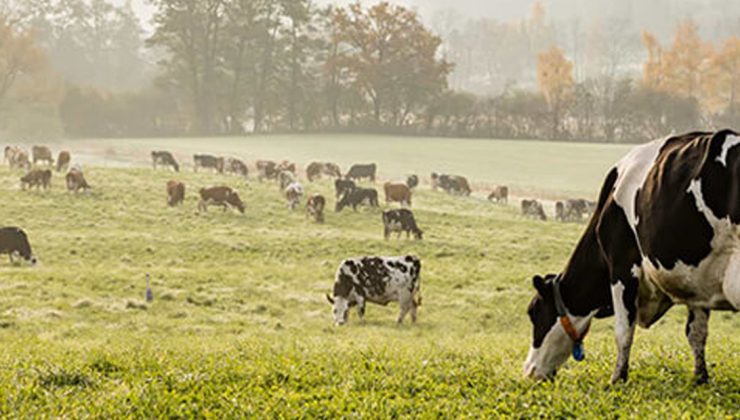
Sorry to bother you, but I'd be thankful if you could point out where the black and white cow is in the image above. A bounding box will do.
[525,129,740,385]
[0,227,37,265]
[326,255,422,325]
[382,209,423,240]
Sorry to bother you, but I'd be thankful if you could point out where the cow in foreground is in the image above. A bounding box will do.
[384,182,412,206]
[326,255,422,325]
[488,186,509,204]
[32,146,53,166]
[198,186,245,214]
[346,163,376,182]
[0,227,37,265]
[56,151,71,172]
[525,129,740,385]
[65,168,90,192]
[382,209,423,240]
[336,188,379,212]
[306,194,326,223]
[21,169,52,190]
[151,151,180,172]
[166,180,185,206]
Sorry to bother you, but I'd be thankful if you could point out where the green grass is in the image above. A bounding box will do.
[0,143,738,417]
[58,134,632,198]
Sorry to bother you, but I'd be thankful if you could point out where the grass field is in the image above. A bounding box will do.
[0,136,738,417]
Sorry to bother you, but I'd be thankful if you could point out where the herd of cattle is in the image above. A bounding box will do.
[6,130,735,387]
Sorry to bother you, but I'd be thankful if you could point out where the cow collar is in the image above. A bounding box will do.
[552,275,590,361]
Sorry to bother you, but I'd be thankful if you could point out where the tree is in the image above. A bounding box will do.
[149,0,226,134]
[0,15,47,101]
[705,36,740,115]
[537,45,574,138]
[332,1,450,127]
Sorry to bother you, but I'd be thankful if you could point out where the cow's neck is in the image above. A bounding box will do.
[558,221,612,317]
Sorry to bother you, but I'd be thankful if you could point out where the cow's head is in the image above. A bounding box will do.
[523,274,572,380]
[325,294,351,326]
[414,229,423,240]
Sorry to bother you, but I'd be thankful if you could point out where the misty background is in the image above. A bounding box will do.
[0,0,738,142]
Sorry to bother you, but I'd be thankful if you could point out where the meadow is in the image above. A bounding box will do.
[0,135,737,417]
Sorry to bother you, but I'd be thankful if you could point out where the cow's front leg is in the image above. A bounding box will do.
[686,307,710,384]
[409,300,418,323]
[611,277,638,384]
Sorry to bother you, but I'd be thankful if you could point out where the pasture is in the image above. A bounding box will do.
[0,136,738,417]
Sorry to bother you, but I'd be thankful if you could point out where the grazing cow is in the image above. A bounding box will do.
[488,186,509,204]
[4,146,20,164]
[521,199,546,221]
[151,151,180,172]
[32,145,53,166]
[226,158,248,178]
[166,180,185,206]
[12,150,30,170]
[257,160,279,180]
[56,151,71,172]
[346,163,377,182]
[326,255,422,325]
[306,162,342,181]
[524,130,740,385]
[20,169,52,190]
[555,201,566,222]
[278,170,296,190]
[285,182,304,210]
[198,186,245,214]
[382,209,423,240]
[431,173,471,195]
[306,194,326,223]
[276,160,296,175]
[0,227,37,265]
[65,168,90,192]
[335,188,379,212]
[406,174,419,190]
[334,179,356,198]
[383,182,412,206]
[194,154,224,173]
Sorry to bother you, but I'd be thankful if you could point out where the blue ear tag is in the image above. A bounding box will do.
[572,342,585,362]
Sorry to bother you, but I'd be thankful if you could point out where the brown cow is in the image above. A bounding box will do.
[21,169,52,190]
[65,168,90,192]
[32,146,53,166]
[306,194,326,223]
[383,182,412,206]
[198,186,245,214]
[487,186,509,204]
[56,151,71,172]
[166,180,185,206]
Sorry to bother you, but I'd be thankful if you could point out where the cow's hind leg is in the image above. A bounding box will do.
[397,294,412,324]
[686,307,710,384]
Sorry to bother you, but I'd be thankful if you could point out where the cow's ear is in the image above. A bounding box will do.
[325,294,335,305]
[532,275,550,297]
